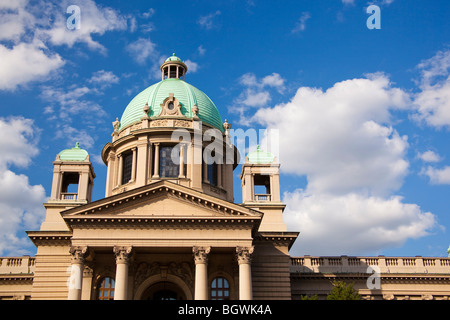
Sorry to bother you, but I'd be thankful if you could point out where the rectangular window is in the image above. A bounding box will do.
[160,146,179,178]
[207,163,218,186]
[122,152,133,184]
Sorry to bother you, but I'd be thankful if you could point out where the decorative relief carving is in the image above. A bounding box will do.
[151,119,169,127]
[134,261,194,290]
[174,120,191,128]
[129,123,142,132]
[159,93,183,116]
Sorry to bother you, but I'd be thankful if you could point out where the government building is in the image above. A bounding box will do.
[0,55,449,300]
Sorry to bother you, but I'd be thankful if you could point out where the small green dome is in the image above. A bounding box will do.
[120,78,223,131]
[58,142,89,161]
[247,145,275,164]
[165,53,182,62]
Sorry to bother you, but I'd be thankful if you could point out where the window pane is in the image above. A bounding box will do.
[122,152,133,184]
[207,163,217,186]
[160,146,179,178]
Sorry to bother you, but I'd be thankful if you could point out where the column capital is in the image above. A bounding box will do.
[193,246,211,264]
[236,246,254,265]
[113,246,133,264]
[69,246,88,264]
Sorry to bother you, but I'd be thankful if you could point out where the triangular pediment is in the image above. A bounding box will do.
[61,180,262,221]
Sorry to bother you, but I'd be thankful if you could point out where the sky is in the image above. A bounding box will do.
[0,0,449,258]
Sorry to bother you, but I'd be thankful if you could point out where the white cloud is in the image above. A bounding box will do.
[0,117,39,168]
[254,73,410,196]
[197,45,206,56]
[55,124,96,149]
[413,49,450,128]
[418,150,442,163]
[197,10,221,30]
[184,59,199,73]
[421,166,450,185]
[0,0,131,90]
[89,70,119,87]
[0,117,46,255]
[126,38,158,65]
[0,40,64,91]
[342,0,355,5]
[39,0,128,54]
[231,72,286,124]
[40,85,106,121]
[291,12,311,34]
[248,73,438,255]
[284,190,436,255]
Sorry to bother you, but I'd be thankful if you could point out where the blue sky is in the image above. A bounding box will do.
[0,0,449,257]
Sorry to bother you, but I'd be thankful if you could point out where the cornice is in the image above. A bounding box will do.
[26,230,72,246]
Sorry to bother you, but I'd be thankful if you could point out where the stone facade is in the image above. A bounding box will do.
[0,55,449,300]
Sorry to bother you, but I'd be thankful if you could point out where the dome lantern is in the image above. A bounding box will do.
[160,53,188,81]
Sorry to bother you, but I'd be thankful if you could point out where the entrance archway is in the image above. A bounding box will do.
[141,281,185,300]
[134,274,193,300]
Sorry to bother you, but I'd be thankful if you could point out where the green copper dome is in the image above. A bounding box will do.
[120,78,223,131]
[247,145,275,164]
[58,142,89,161]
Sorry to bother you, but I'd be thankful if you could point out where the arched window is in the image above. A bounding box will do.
[211,277,230,300]
[98,277,115,300]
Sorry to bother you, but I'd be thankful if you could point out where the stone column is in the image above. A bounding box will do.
[68,246,88,300]
[117,154,123,186]
[130,147,137,182]
[153,143,160,178]
[193,246,210,300]
[113,246,133,300]
[179,143,185,178]
[236,246,254,300]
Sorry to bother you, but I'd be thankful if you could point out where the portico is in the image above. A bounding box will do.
[62,181,261,300]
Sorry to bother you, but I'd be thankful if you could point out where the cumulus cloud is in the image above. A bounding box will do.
[126,37,158,65]
[0,40,64,91]
[0,117,46,255]
[231,72,286,124]
[254,73,410,196]
[421,166,450,185]
[184,59,199,73]
[417,150,442,163]
[283,190,436,255]
[0,0,130,90]
[38,0,128,54]
[413,49,450,128]
[249,73,437,255]
[88,70,119,88]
